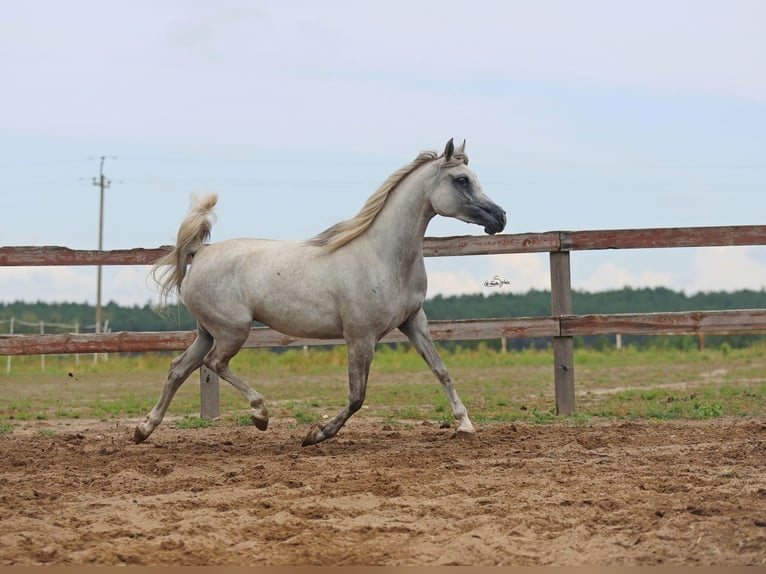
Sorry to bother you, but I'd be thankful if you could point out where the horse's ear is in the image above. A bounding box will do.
[459,139,466,154]
[443,138,455,161]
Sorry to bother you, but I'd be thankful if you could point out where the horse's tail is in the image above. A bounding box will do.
[152,193,218,306]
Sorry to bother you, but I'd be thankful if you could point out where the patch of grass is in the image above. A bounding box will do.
[89,396,154,418]
[0,421,13,435]
[232,413,253,426]
[398,405,424,419]
[54,408,81,418]
[437,413,453,428]
[570,412,593,425]
[382,413,401,426]
[174,416,214,430]
[293,407,322,425]
[531,407,557,424]
[692,402,724,419]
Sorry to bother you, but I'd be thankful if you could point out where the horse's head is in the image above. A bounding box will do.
[429,139,506,235]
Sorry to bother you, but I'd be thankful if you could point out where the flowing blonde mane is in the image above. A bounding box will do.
[308,148,468,252]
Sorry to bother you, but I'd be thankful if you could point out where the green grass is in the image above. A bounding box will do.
[576,380,765,421]
[1,343,765,428]
[174,416,215,430]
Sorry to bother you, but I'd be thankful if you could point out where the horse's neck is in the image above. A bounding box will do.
[364,171,435,263]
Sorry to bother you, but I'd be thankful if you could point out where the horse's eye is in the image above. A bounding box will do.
[455,175,470,187]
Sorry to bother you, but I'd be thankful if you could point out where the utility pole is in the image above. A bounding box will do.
[92,156,115,336]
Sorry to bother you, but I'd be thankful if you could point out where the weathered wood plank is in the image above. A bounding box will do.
[0,317,558,356]
[422,232,561,256]
[3,310,763,357]
[1,225,764,266]
[0,246,171,266]
[243,317,558,349]
[569,225,766,251]
[562,309,766,336]
[0,331,197,355]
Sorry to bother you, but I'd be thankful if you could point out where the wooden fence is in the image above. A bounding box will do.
[1,224,765,419]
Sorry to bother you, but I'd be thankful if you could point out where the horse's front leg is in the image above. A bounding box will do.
[302,336,375,446]
[399,308,476,439]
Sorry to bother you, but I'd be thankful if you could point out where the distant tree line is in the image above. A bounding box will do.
[0,300,196,333]
[424,286,766,320]
[1,286,764,350]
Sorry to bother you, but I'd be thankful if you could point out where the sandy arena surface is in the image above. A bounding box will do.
[1,416,764,566]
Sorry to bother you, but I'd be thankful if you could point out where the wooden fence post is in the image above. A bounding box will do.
[550,248,575,416]
[199,365,220,420]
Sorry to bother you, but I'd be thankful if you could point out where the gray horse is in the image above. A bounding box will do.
[134,139,506,446]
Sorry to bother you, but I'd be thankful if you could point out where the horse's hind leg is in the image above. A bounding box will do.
[399,308,476,439]
[204,333,269,431]
[133,328,213,443]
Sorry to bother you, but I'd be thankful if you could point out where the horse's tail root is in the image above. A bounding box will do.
[151,193,219,306]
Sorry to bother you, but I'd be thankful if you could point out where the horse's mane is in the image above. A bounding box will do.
[308,147,468,252]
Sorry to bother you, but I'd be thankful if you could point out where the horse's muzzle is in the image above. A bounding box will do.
[483,207,507,235]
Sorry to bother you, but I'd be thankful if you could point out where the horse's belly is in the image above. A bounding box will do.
[255,299,344,340]
[248,279,345,339]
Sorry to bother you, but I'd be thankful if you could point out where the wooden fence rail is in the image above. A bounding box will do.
[2,309,763,355]
[2,224,765,419]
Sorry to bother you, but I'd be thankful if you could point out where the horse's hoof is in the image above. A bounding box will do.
[251,413,269,431]
[301,426,325,447]
[133,426,148,444]
[455,429,478,442]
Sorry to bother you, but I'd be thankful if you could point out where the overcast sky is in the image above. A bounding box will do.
[1,0,765,308]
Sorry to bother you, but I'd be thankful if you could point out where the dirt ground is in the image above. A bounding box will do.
[0,415,764,566]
